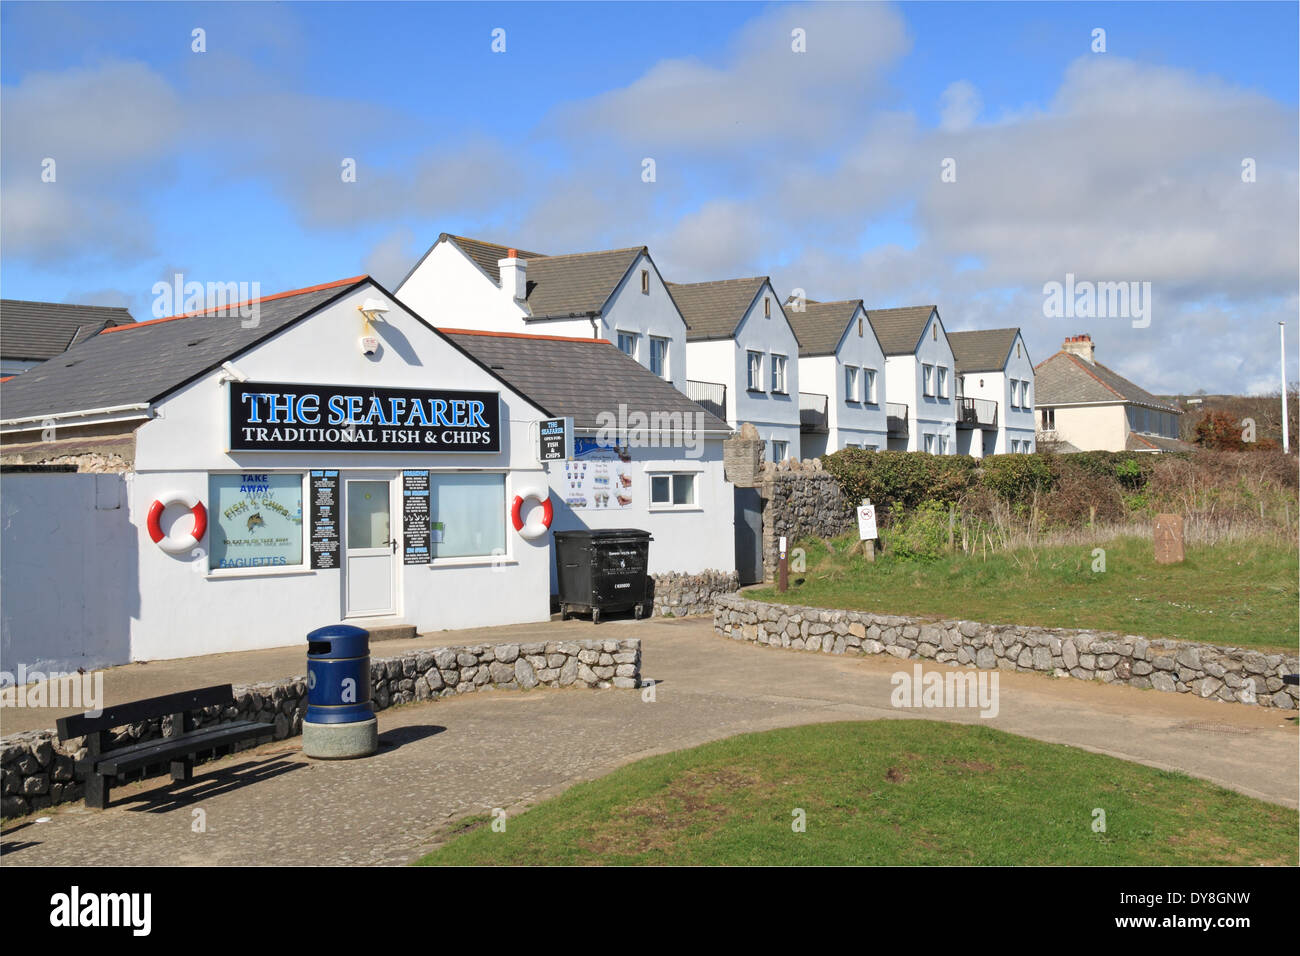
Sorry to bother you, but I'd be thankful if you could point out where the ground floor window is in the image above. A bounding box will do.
[429,472,506,558]
[209,472,304,570]
[650,472,697,508]
[772,439,789,461]
[923,434,935,453]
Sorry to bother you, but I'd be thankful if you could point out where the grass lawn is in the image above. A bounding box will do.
[749,535,1297,652]
[416,721,1298,866]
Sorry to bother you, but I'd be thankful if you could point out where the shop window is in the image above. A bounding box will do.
[208,472,304,571]
[650,473,697,509]
[430,473,506,558]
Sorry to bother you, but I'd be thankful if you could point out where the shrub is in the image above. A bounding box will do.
[980,453,1056,502]
[882,500,952,560]
[822,449,978,515]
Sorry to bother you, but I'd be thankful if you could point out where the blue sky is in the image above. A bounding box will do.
[2,1,1297,393]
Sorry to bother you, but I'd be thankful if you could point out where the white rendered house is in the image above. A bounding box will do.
[867,305,957,453]
[784,298,888,456]
[670,277,802,462]
[947,328,1037,456]
[396,233,689,391]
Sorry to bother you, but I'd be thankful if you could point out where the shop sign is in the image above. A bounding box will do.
[562,438,634,511]
[309,470,340,569]
[228,382,501,453]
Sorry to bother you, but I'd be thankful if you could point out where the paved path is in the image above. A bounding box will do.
[3,617,1296,866]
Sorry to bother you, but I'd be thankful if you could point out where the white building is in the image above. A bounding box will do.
[784,299,888,456]
[947,328,1037,456]
[670,277,803,461]
[1034,333,1187,452]
[0,274,733,672]
[396,233,689,391]
[867,305,957,453]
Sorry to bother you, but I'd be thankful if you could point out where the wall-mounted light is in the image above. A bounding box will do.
[359,298,389,324]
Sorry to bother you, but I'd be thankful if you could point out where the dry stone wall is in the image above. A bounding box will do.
[760,462,855,580]
[715,595,1297,709]
[651,570,739,617]
[1,637,640,819]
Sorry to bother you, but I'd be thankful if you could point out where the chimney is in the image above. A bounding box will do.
[498,249,526,301]
[1063,333,1095,364]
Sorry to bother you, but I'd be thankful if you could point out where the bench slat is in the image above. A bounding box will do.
[56,684,237,740]
[94,720,276,774]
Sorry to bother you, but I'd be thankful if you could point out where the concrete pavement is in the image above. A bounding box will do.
[2,615,1296,866]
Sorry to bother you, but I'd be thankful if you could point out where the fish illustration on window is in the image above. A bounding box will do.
[247,512,266,533]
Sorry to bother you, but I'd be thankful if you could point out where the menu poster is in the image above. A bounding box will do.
[309,470,340,569]
[402,469,431,565]
[562,438,634,511]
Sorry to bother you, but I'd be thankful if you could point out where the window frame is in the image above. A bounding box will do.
[649,335,670,379]
[648,471,700,511]
[617,330,638,360]
[923,364,935,398]
[864,367,877,404]
[771,353,788,394]
[747,350,765,392]
[206,471,308,577]
[845,365,860,403]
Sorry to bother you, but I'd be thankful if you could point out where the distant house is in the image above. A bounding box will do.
[1034,334,1188,452]
[867,305,957,453]
[670,277,802,462]
[784,298,887,456]
[395,233,688,390]
[947,328,1036,456]
[0,299,134,376]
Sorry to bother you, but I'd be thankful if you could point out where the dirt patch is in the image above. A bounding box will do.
[885,766,909,783]
[577,766,772,857]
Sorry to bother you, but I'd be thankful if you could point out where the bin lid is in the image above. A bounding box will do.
[306,623,370,658]
[555,529,651,540]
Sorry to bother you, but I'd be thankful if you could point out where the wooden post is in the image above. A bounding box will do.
[948,504,956,552]
[778,535,789,592]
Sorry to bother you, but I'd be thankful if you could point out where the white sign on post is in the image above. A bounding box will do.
[856,502,878,540]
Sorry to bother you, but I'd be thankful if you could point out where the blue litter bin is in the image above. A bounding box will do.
[302,624,378,759]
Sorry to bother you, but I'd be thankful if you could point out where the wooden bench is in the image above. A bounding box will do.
[56,684,277,809]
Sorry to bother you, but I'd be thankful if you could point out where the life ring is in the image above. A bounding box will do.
[510,486,552,540]
[147,492,208,554]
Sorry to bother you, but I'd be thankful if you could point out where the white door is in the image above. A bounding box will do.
[344,475,396,617]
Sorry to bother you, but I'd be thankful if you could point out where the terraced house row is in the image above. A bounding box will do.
[397,233,1037,462]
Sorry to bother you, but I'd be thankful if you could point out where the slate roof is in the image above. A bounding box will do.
[406,234,653,320]
[1034,351,1181,412]
[865,305,938,355]
[785,299,864,357]
[442,329,731,433]
[666,277,771,342]
[947,328,1022,373]
[1,300,135,362]
[524,247,646,318]
[0,277,367,422]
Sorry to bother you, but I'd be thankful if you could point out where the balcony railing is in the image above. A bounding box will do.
[799,392,829,433]
[686,379,727,421]
[956,397,998,429]
[886,403,908,436]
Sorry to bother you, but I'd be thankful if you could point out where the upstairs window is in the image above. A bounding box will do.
[617,331,638,359]
[1040,408,1056,430]
[923,364,935,397]
[771,354,788,394]
[937,366,948,399]
[649,336,669,379]
[864,368,877,404]
[845,365,860,402]
[747,351,764,391]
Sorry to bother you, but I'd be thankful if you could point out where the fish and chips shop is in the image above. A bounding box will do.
[0,277,558,668]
